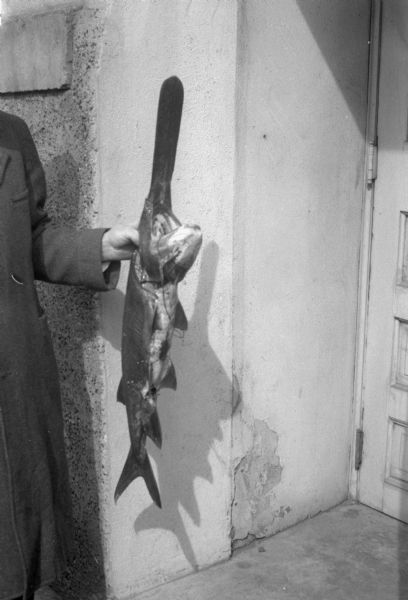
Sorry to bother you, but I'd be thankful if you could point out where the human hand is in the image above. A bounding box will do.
[101,223,139,261]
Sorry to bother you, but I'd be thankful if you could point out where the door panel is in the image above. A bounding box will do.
[359,0,408,521]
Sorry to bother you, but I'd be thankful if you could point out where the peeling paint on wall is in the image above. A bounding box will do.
[232,0,370,556]
[232,419,288,549]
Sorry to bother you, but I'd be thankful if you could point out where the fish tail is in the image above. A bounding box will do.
[145,409,162,449]
[115,448,162,508]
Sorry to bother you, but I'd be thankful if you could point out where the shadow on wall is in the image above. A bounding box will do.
[37,154,107,600]
[107,242,236,568]
[134,241,234,566]
[295,0,370,136]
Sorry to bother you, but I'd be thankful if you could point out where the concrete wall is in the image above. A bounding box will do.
[0,0,371,597]
[232,0,370,546]
[97,0,236,596]
[1,0,105,16]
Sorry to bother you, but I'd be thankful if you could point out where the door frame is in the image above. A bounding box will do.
[349,0,382,500]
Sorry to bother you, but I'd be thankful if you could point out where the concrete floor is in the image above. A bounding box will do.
[137,502,408,600]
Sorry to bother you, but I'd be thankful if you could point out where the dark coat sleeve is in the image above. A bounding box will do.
[16,117,120,290]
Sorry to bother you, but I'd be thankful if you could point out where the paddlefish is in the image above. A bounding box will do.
[115,76,202,507]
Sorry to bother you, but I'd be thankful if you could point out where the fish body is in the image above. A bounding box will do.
[115,77,202,507]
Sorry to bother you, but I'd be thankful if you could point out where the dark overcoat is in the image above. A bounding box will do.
[0,111,119,600]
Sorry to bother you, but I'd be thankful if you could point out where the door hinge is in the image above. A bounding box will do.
[355,428,364,470]
[367,142,378,184]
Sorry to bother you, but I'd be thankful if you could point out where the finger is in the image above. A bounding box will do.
[123,227,139,246]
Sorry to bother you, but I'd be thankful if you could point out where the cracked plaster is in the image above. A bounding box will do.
[232,419,288,549]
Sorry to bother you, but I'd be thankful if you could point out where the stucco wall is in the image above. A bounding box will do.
[0,5,110,599]
[232,0,370,545]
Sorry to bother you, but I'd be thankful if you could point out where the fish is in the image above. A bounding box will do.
[115,76,202,508]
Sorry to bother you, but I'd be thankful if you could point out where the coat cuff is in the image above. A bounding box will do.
[77,228,120,290]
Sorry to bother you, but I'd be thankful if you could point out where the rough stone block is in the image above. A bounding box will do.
[0,12,72,93]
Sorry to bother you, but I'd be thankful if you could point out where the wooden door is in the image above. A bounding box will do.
[358,0,408,521]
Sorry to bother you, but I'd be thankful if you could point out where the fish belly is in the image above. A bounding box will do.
[149,282,178,388]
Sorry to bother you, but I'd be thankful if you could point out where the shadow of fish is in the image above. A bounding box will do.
[115,76,202,508]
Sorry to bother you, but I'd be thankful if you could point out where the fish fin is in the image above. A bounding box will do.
[174,302,188,331]
[142,453,162,508]
[114,449,162,508]
[117,378,126,405]
[160,361,177,390]
[145,410,162,449]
